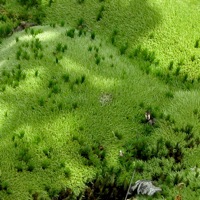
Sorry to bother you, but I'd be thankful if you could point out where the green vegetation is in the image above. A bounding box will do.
[0,0,200,200]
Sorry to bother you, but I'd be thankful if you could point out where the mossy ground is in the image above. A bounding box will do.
[0,0,200,200]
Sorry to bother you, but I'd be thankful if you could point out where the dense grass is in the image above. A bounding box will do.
[0,1,200,200]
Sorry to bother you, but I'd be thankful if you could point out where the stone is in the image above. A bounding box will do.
[129,180,162,197]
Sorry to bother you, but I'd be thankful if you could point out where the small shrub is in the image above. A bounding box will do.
[80,75,86,84]
[96,5,105,21]
[133,45,141,57]
[77,0,84,4]
[27,162,35,172]
[165,91,174,98]
[41,160,50,170]
[62,44,67,52]
[178,58,184,66]
[64,167,71,178]
[17,0,42,7]
[18,148,31,163]
[174,66,181,76]
[22,51,30,60]
[182,74,188,82]
[95,56,101,65]
[168,61,174,70]
[58,102,63,110]
[60,161,65,168]
[120,42,128,55]
[16,50,21,60]
[194,39,199,48]
[55,57,59,63]
[193,108,198,115]
[34,70,39,77]
[91,32,95,40]
[72,102,78,109]
[43,147,53,158]
[111,29,118,45]
[18,130,25,139]
[191,55,195,62]
[77,18,84,27]
[16,163,23,172]
[66,28,75,38]
[38,97,45,106]
[48,0,53,6]
[56,42,62,52]
[62,74,69,82]
[60,21,65,27]
[80,146,91,159]
[88,46,92,51]
[114,131,123,140]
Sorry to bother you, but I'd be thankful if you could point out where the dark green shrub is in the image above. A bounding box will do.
[182,73,188,82]
[48,0,53,6]
[114,131,123,140]
[110,29,118,45]
[27,162,35,172]
[194,39,199,48]
[22,51,30,60]
[72,102,78,109]
[41,160,50,170]
[0,180,9,192]
[174,66,181,76]
[95,56,101,65]
[77,18,84,27]
[62,74,69,82]
[80,146,91,160]
[120,42,128,55]
[17,0,42,7]
[133,45,141,57]
[60,161,65,168]
[168,61,174,70]
[38,97,45,106]
[18,148,31,163]
[64,167,71,178]
[88,46,92,51]
[43,147,53,158]
[48,78,57,88]
[35,70,38,77]
[16,50,22,60]
[0,24,12,37]
[80,75,86,84]
[0,0,6,5]
[16,163,23,172]
[56,42,62,52]
[178,58,184,66]
[60,21,65,27]
[62,44,67,52]
[96,5,105,21]
[18,130,25,139]
[165,91,174,98]
[58,102,63,110]
[191,55,195,61]
[193,108,198,115]
[66,28,75,38]
[77,0,84,4]
[91,32,95,40]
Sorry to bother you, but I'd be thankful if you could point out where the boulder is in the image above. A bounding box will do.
[129,180,162,197]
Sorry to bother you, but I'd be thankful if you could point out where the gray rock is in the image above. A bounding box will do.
[129,180,162,196]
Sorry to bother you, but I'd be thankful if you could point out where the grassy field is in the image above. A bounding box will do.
[0,0,200,200]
